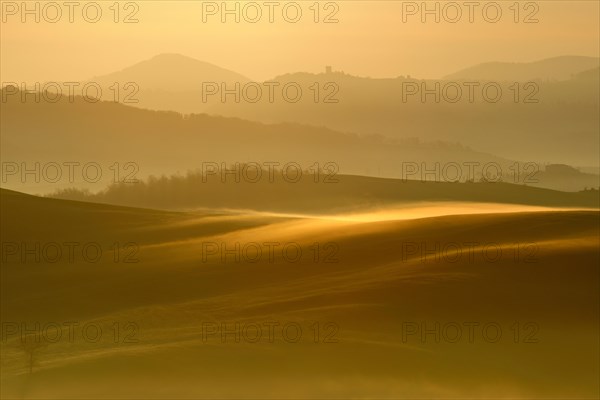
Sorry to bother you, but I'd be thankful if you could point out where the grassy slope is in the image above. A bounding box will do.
[1,190,598,398]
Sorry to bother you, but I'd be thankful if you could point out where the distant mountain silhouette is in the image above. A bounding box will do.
[204,69,599,166]
[444,56,599,81]
[75,54,598,166]
[574,66,600,82]
[88,53,251,92]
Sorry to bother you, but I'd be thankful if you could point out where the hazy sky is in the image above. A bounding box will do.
[1,1,599,82]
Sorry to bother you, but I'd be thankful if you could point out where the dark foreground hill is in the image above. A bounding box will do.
[47,172,600,213]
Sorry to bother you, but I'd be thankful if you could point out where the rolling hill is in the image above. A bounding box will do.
[1,189,598,398]
[2,87,597,194]
[0,88,512,194]
[48,173,600,213]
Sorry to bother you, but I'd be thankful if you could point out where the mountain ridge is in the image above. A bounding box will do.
[87,53,252,92]
[444,55,600,81]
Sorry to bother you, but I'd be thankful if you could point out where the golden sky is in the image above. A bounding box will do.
[1,1,599,82]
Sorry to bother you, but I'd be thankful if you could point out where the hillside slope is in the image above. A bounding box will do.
[1,190,599,398]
